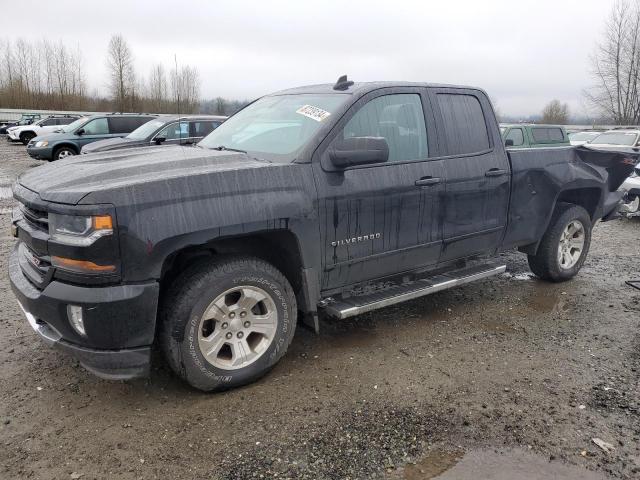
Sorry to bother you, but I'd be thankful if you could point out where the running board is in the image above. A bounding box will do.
[322,263,506,320]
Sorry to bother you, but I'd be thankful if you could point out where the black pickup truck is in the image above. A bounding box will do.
[9,77,638,391]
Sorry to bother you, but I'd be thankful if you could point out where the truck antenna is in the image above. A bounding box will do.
[174,54,183,144]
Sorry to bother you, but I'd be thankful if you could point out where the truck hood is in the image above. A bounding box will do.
[18,145,273,205]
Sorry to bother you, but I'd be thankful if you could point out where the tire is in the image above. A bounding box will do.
[527,204,592,282]
[53,146,76,161]
[160,256,297,391]
[20,132,35,145]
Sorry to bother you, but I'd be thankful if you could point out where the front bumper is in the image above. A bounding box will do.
[26,145,53,160]
[9,245,159,380]
[7,130,20,141]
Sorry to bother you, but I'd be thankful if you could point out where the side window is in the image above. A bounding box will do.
[41,118,57,126]
[131,117,153,130]
[158,122,189,140]
[531,127,564,143]
[191,121,219,138]
[436,93,490,155]
[82,118,109,135]
[340,93,428,163]
[109,117,139,134]
[505,128,524,146]
[57,118,75,126]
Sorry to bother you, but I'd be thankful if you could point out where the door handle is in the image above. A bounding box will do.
[485,168,508,177]
[415,176,442,186]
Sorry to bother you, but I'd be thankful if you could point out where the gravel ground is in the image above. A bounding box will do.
[0,137,639,479]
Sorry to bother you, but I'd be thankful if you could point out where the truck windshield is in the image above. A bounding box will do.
[62,117,89,133]
[198,94,349,161]
[127,119,166,140]
[590,132,638,146]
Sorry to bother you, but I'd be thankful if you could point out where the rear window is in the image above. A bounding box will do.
[437,93,490,155]
[56,117,76,126]
[109,116,154,134]
[531,127,565,143]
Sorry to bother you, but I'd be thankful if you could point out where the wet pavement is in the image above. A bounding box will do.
[0,137,639,479]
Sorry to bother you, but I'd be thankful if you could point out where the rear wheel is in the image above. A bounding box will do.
[53,146,76,161]
[20,131,35,145]
[160,256,297,391]
[528,204,592,282]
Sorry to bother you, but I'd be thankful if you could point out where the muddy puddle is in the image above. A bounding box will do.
[396,448,606,480]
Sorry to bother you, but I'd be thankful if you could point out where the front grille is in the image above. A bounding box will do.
[18,242,51,289]
[21,204,48,232]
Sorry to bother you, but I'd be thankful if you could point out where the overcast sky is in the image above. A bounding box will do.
[1,0,614,117]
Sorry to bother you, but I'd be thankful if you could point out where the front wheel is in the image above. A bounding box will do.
[20,132,35,145]
[160,256,297,391]
[528,204,592,282]
[53,146,76,160]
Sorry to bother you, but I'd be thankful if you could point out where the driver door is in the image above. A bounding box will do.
[312,89,445,290]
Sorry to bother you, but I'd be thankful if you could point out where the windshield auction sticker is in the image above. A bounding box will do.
[296,105,331,122]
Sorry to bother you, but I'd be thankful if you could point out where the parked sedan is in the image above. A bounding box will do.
[587,129,640,150]
[568,130,603,146]
[81,115,226,154]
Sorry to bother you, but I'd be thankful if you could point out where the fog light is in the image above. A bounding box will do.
[67,305,86,336]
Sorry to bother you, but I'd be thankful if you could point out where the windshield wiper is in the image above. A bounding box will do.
[211,145,247,154]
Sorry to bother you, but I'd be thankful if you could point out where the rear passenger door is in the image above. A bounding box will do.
[429,88,510,262]
[190,120,220,142]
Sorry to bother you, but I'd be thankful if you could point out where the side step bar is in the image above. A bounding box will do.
[322,263,506,320]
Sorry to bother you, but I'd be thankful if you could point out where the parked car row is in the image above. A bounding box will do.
[4,112,227,161]
[7,115,80,144]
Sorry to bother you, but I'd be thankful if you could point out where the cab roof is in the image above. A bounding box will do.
[271,81,482,96]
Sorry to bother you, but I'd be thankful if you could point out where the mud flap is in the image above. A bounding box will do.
[601,191,624,221]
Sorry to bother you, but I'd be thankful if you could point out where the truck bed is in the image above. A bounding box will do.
[502,146,639,251]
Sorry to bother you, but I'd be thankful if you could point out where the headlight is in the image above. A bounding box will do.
[49,213,113,246]
[34,141,48,147]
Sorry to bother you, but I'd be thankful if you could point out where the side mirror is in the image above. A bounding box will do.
[76,128,85,136]
[329,136,389,168]
[154,136,166,145]
[505,139,514,147]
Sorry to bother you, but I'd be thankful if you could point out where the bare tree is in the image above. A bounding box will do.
[215,97,227,115]
[148,64,168,112]
[0,36,213,114]
[170,63,200,113]
[541,99,570,124]
[106,34,135,111]
[586,0,640,123]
